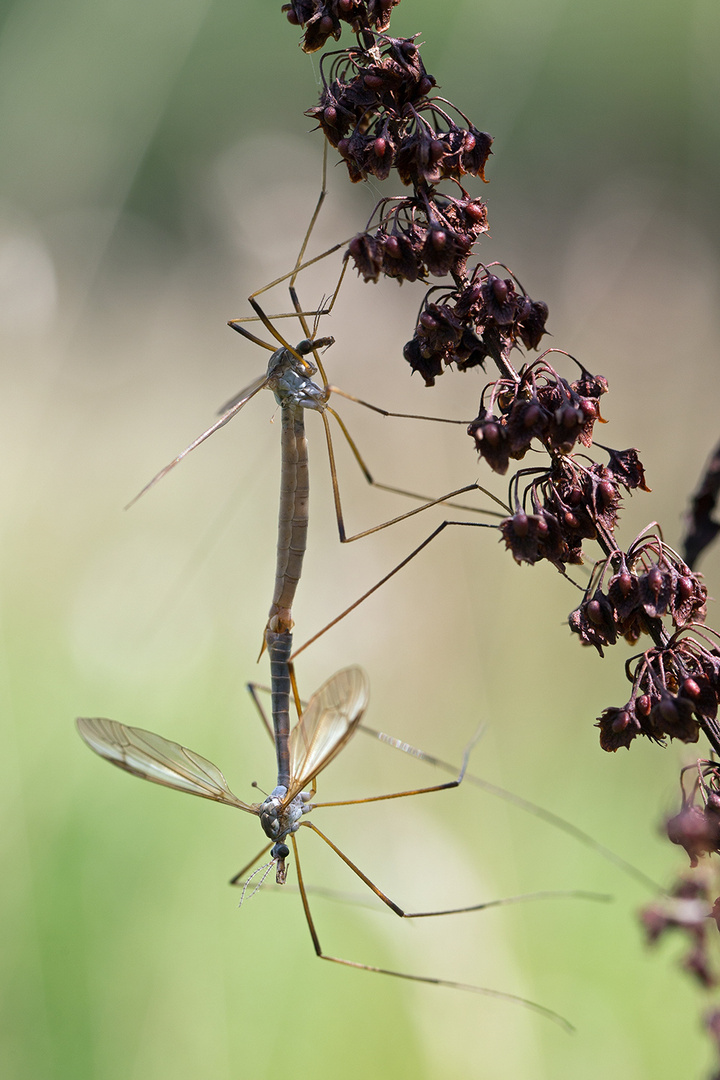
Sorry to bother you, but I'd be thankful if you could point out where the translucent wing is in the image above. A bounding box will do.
[125,373,268,508]
[216,372,268,415]
[76,716,253,811]
[287,667,369,800]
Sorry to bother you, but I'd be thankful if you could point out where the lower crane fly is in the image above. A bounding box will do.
[76,667,590,1031]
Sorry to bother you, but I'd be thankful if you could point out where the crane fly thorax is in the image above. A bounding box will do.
[259,785,312,843]
[266,345,326,412]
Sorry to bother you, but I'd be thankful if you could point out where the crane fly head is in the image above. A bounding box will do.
[296,336,334,356]
[271,842,291,884]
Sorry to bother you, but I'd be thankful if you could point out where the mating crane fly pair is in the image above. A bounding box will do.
[76,211,603,1030]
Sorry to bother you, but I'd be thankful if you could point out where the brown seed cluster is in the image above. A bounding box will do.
[462,355,630,573]
[666,763,720,867]
[287,5,551,386]
[348,192,488,288]
[575,534,714,752]
[302,25,532,386]
[307,37,442,178]
[404,269,548,386]
[468,356,607,477]
[460,343,719,755]
[283,0,401,53]
[307,30,495,366]
[595,633,720,751]
[499,457,624,572]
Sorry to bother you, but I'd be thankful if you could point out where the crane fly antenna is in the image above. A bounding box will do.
[237,859,277,907]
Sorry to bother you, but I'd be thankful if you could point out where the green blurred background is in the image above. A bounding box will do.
[2,0,720,1077]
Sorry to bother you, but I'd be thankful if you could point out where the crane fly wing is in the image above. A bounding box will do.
[125,373,269,508]
[286,667,369,800]
[76,717,253,811]
[216,373,268,415]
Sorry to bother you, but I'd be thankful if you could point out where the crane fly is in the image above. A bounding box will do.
[126,294,479,608]
[78,666,367,884]
[76,666,595,1030]
[124,143,488,639]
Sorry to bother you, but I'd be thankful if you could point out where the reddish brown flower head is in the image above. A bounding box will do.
[396,123,493,187]
[637,562,673,620]
[649,690,700,744]
[346,231,384,282]
[607,561,641,625]
[412,302,464,366]
[403,334,443,386]
[500,507,569,569]
[596,703,643,751]
[679,674,718,725]
[569,590,617,656]
[671,568,708,627]
[467,409,510,474]
[667,805,720,866]
[542,392,598,454]
[382,226,426,282]
[285,0,402,53]
[605,447,650,492]
[504,397,550,455]
[517,299,550,350]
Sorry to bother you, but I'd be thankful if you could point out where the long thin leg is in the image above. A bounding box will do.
[301,822,606,915]
[318,418,499,544]
[291,520,493,659]
[324,395,508,516]
[310,777,464,809]
[328,385,471,425]
[240,243,352,312]
[246,683,275,743]
[313,711,480,809]
[243,683,659,892]
[290,835,574,1032]
[357,726,664,895]
[227,262,347,329]
[290,141,329,284]
[317,395,509,541]
[223,323,278,353]
[231,296,331,373]
[231,144,350,324]
[286,281,333,393]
